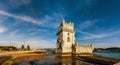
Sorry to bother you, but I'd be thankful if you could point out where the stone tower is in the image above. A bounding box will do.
[56,19,75,53]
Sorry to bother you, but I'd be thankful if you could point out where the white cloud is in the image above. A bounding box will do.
[9,30,22,38]
[0,10,41,24]
[0,26,7,33]
[79,20,97,29]
[0,37,56,49]
[77,30,120,48]
[25,39,56,49]
[0,30,24,41]
[0,10,65,29]
[37,29,43,32]
[29,32,37,36]
[0,15,8,22]
[78,30,120,40]
[40,12,65,28]
[0,29,56,49]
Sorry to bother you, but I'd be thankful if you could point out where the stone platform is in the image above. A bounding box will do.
[56,53,120,65]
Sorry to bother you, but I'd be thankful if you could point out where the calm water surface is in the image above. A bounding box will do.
[13,52,120,65]
[94,52,120,59]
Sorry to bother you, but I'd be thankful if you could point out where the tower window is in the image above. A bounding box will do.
[67,37,70,42]
[68,33,69,35]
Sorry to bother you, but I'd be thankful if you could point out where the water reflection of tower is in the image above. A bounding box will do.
[55,55,62,65]
[72,44,76,65]
[55,55,76,65]
[55,44,76,65]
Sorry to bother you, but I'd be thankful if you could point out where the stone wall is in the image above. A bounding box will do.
[62,47,72,53]
[76,46,94,53]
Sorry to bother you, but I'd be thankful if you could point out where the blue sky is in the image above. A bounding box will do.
[0,0,120,48]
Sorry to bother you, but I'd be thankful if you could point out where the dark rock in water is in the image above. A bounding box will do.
[29,60,50,65]
[29,59,39,65]
[13,60,55,65]
[29,59,56,65]
[13,62,31,65]
[38,62,48,65]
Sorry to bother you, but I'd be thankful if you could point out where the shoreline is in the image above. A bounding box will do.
[56,53,120,65]
[77,54,120,65]
[0,51,45,65]
[0,52,120,65]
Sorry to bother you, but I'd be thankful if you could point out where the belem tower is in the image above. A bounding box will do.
[56,19,94,54]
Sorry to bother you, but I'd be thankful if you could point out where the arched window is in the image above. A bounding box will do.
[67,37,70,42]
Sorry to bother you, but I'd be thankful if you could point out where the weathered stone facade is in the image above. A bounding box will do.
[56,19,94,54]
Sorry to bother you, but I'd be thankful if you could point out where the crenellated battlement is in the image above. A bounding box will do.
[57,19,74,35]
[58,19,74,30]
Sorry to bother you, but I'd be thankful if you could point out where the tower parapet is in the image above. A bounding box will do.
[57,19,74,35]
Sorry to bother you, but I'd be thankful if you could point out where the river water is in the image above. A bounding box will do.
[13,52,120,65]
[94,52,120,59]
[13,55,94,65]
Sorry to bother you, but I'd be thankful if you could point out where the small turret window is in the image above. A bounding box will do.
[68,33,69,35]
[67,37,70,42]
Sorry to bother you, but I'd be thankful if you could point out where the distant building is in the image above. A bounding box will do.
[56,19,94,54]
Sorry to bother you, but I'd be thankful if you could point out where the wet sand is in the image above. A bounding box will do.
[0,56,12,65]
[1,51,45,65]
[12,53,44,62]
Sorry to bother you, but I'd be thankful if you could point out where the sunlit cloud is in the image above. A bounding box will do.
[79,20,97,30]
[41,12,65,29]
[0,26,7,33]
[0,10,42,25]
[78,30,120,40]
[25,39,56,48]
